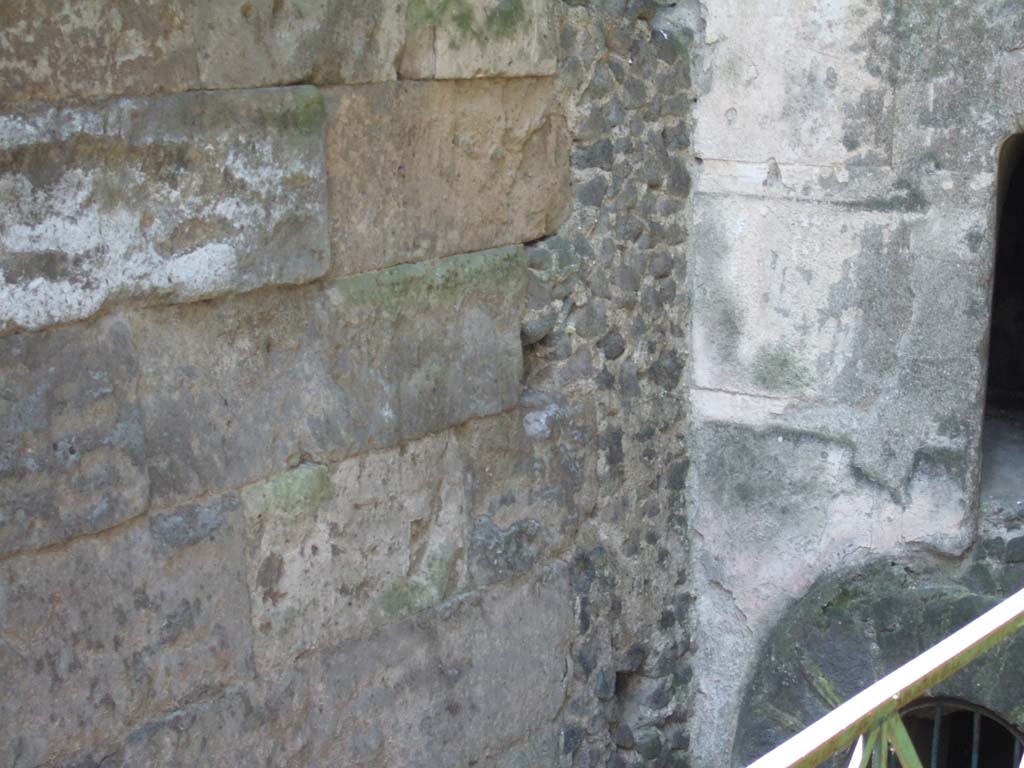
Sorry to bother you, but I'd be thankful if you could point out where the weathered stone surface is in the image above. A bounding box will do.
[133,246,526,506]
[300,564,572,767]
[195,0,406,90]
[320,246,527,440]
[80,686,300,768]
[687,417,976,768]
[691,181,987,492]
[688,6,1017,761]
[324,78,569,275]
[0,0,557,102]
[130,282,338,507]
[734,560,1024,766]
[892,0,1024,176]
[400,0,557,79]
[59,566,570,767]
[0,87,329,335]
[458,402,596,586]
[0,0,199,102]
[0,501,251,767]
[241,402,591,674]
[242,445,468,674]
[0,315,147,557]
[694,0,893,166]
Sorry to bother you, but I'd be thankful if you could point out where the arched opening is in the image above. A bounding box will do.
[900,698,1023,768]
[986,135,1024,414]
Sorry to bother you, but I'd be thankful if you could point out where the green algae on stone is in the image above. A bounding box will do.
[282,85,326,138]
[241,464,331,525]
[408,0,530,47]
[377,551,464,620]
[326,245,526,313]
[752,343,811,392]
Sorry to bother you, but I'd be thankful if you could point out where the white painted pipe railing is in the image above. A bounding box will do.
[745,585,1024,768]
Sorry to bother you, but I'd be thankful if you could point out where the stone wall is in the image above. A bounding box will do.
[527,2,695,766]
[687,0,1024,763]
[0,1,699,767]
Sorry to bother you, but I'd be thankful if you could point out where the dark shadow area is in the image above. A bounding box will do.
[903,699,1021,768]
[981,138,1024,522]
[987,135,1024,414]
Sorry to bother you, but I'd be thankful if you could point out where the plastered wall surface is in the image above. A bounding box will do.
[0,2,699,767]
[687,0,1024,763]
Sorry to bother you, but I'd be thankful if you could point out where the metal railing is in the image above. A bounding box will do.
[745,585,1024,768]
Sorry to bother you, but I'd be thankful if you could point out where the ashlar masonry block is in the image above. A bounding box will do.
[0,86,329,335]
[324,78,569,275]
[133,245,526,506]
[0,315,148,557]
[241,439,469,675]
[194,0,407,90]
[0,0,199,102]
[1,0,558,102]
[0,498,252,767]
[399,0,557,79]
[300,565,572,767]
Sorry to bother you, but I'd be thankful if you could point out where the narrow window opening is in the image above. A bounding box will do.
[986,135,1024,415]
[979,137,1024,515]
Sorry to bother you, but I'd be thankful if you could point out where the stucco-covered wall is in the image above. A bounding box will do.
[687,1,1024,763]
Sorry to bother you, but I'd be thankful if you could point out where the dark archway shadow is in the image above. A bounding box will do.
[731,559,1024,767]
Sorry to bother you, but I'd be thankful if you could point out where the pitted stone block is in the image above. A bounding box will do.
[0,0,558,102]
[132,246,526,506]
[0,503,251,767]
[324,78,569,275]
[239,397,589,674]
[241,440,468,674]
[0,0,199,102]
[194,0,407,90]
[300,564,572,767]
[321,246,527,438]
[0,315,147,556]
[400,0,557,79]
[0,87,329,335]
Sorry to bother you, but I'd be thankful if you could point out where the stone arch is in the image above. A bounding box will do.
[731,559,1024,767]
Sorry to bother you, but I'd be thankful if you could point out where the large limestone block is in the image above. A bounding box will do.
[400,0,557,79]
[320,246,527,437]
[130,283,338,506]
[61,566,570,766]
[133,246,526,506]
[199,0,556,89]
[302,565,572,766]
[240,403,590,675]
[0,497,252,767]
[0,0,199,102]
[0,0,556,102]
[0,87,329,335]
[241,442,468,674]
[75,687,295,768]
[195,0,406,90]
[325,78,569,275]
[0,315,147,557]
